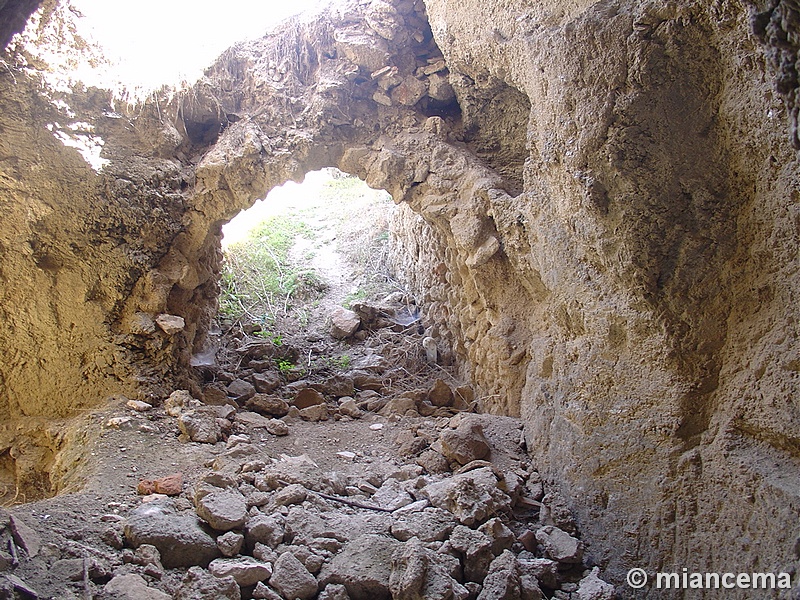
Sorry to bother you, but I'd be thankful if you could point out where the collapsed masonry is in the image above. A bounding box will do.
[0,0,799,594]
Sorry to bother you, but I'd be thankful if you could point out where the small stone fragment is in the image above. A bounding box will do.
[210,556,273,586]
[156,313,185,335]
[270,552,319,600]
[174,565,242,600]
[127,399,153,412]
[266,418,289,436]
[534,526,583,564]
[330,307,361,339]
[217,531,245,557]
[195,489,247,531]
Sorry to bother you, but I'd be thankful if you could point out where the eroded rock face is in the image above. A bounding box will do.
[1,0,798,592]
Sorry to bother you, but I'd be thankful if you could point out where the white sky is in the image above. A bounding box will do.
[70,0,325,91]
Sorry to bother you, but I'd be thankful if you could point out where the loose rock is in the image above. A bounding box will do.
[390,537,469,600]
[390,507,456,542]
[123,502,220,568]
[330,307,361,339]
[270,551,318,600]
[156,313,185,335]
[195,489,247,531]
[174,566,241,600]
[421,467,512,526]
[245,394,290,417]
[575,567,615,600]
[439,418,491,465]
[178,408,221,444]
[246,513,285,550]
[534,525,583,564]
[427,379,454,407]
[319,534,401,600]
[210,556,273,586]
[294,388,326,409]
[300,403,329,421]
[266,418,290,436]
[227,379,257,402]
[217,531,245,557]
[104,573,171,600]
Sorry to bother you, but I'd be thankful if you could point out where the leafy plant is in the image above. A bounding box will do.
[276,358,294,374]
[343,289,367,309]
[219,214,321,322]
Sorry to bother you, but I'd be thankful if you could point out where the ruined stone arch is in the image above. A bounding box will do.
[109,1,536,413]
[1,0,799,592]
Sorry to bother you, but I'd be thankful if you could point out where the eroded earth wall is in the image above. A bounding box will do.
[421,0,800,590]
[0,0,798,593]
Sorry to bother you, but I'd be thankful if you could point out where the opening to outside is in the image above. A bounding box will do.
[214,168,412,382]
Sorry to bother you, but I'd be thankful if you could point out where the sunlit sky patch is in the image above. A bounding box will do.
[37,0,325,94]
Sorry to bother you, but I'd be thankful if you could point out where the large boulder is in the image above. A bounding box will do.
[420,467,511,526]
[174,566,241,600]
[319,534,401,600]
[123,502,220,568]
[269,552,318,600]
[195,489,247,531]
[390,537,469,600]
[439,418,491,465]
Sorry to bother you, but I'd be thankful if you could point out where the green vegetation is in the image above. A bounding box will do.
[219,214,325,322]
[276,358,295,374]
[343,288,367,309]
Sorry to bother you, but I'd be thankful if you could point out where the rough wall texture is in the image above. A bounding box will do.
[421,0,800,593]
[0,0,798,594]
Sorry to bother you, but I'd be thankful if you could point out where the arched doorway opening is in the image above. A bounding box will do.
[192,168,463,410]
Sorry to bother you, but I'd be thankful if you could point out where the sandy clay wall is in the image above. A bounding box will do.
[0,0,798,595]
